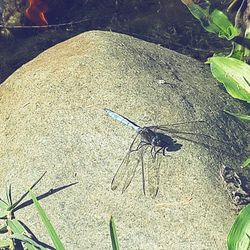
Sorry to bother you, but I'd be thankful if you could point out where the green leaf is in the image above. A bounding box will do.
[225,111,250,122]
[247,234,250,249]
[29,189,65,250]
[0,238,12,248]
[181,1,240,39]
[207,57,250,103]
[110,216,120,250]
[210,9,240,39]
[228,203,250,249]
[229,43,244,61]
[241,158,250,168]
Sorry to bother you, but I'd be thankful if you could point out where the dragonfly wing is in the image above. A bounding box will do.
[111,133,142,192]
[153,123,237,155]
[142,146,161,198]
[121,150,141,193]
[147,121,206,131]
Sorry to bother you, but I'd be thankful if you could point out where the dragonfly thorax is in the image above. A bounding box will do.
[139,127,175,149]
[139,128,162,147]
[151,134,162,146]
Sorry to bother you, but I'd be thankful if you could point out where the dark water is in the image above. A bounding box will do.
[0,0,232,83]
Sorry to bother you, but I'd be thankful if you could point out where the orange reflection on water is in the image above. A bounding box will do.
[25,0,48,26]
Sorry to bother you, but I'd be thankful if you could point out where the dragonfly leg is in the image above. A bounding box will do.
[150,147,167,161]
[162,147,167,156]
[156,147,165,157]
[137,141,150,151]
[140,147,146,195]
[151,146,159,160]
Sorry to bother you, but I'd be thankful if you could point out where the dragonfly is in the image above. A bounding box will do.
[104,108,190,197]
[105,109,245,197]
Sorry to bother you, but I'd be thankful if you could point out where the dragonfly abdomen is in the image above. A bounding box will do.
[105,109,140,131]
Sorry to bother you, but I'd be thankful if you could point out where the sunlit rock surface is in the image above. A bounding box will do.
[0,31,248,249]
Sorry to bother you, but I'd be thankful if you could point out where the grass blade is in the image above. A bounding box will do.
[225,111,250,122]
[0,199,8,210]
[29,189,65,250]
[11,233,46,250]
[0,210,8,219]
[109,216,120,250]
[7,219,26,234]
[0,199,8,219]
[6,184,12,206]
[242,157,250,168]
[7,219,40,250]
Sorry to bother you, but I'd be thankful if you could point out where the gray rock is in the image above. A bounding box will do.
[0,31,248,249]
